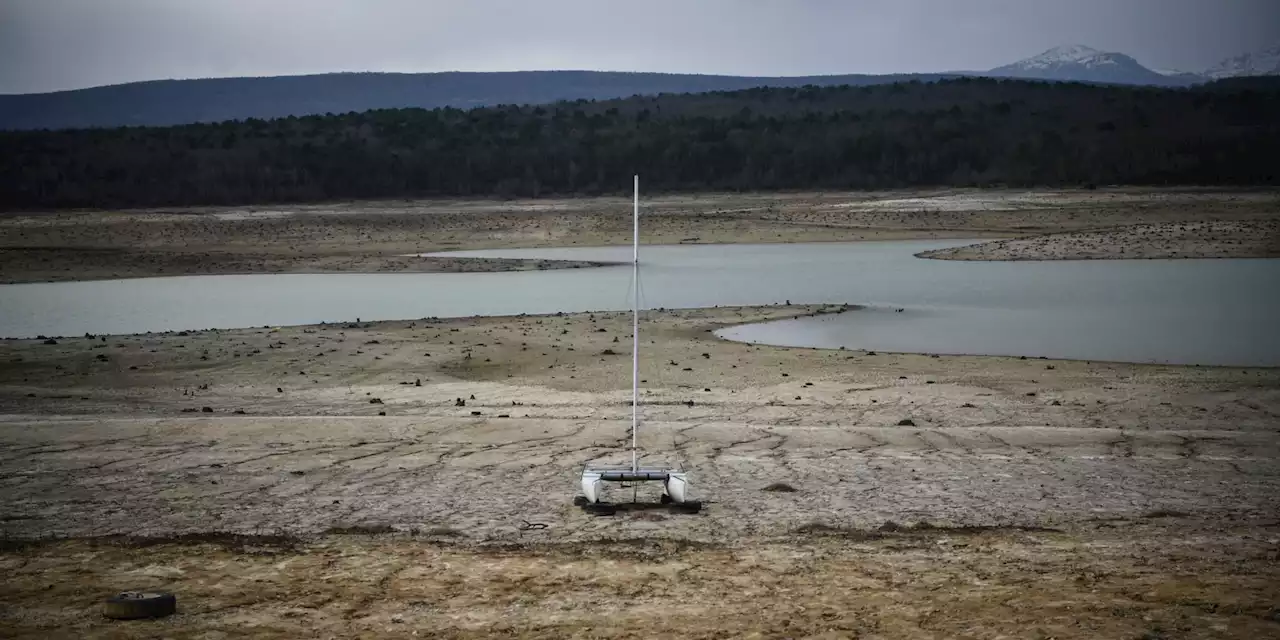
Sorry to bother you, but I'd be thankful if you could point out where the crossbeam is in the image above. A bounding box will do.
[581,467,687,504]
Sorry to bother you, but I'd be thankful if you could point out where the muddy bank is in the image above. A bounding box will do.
[3,187,1276,282]
[2,304,1278,637]
[921,219,1280,261]
[2,522,1278,639]
[2,304,1276,542]
[0,249,612,284]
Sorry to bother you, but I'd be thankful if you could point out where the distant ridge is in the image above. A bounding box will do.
[986,45,1193,86]
[1204,42,1280,79]
[6,40,1279,131]
[0,70,959,131]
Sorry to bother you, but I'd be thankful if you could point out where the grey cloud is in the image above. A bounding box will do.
[1,0,1277,93]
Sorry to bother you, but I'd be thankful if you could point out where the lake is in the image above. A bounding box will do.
[1,240,1277,366]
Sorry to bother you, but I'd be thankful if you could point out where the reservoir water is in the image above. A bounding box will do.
[1,240,1277,366]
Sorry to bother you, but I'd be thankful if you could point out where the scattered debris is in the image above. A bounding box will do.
[102,592,176,620]
[325,524,395,535]
[1141,509,1191,519]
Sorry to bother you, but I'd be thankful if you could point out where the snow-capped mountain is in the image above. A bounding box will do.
[1154,68,1208,84]
[998,45,1110,71]
[987,45,1193,86]
[1204,43,1280,79]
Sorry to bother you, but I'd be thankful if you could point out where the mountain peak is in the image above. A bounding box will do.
[1205,42,1280,79]
[995,45,1136,72]
[987,44,1182,86]
[1035,45,1106,62]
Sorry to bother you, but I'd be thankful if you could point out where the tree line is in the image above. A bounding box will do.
[2,76,1277,210]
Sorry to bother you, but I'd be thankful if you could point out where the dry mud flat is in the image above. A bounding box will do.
[2,305,1279,637]
[3,524,1278,640]
[922,219,1280,261]
[3,187,1278,282]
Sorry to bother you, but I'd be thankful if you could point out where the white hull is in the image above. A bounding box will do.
[578,176,693,507]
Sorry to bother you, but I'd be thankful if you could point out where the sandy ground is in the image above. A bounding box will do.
[3,526,1278,639]
[922,219,1280,261]
[2,305,1279,637]
[2,187,1279,637]
[3,188,1278,282]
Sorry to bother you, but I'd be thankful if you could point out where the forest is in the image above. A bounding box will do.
[2,76,1277,210]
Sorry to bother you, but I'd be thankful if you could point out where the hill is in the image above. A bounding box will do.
[7,42,1279,132]
[1205,42,1280,79]
[2,76,1278,210]
[0,70,956,131]
[987,45,1193,86]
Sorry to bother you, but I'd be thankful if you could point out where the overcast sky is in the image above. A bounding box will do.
[2,0,1277,94]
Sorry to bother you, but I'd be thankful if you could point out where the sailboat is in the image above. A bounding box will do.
[577,176,700,515]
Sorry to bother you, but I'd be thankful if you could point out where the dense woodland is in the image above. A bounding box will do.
[2,77,1278,210]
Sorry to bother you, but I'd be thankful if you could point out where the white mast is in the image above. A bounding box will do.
[631,174,640,473]
[579,174,694,510]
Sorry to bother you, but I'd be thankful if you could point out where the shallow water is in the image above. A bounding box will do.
[1,240,1277,365]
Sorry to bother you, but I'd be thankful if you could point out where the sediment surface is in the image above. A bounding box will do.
[2,305,1277,637]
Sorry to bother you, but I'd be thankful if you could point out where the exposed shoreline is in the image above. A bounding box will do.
[4,187,1280,637]
[919,219,1280,261]
[0,252,618,285]
[3,187,1277,284]
[3,302,1278,637]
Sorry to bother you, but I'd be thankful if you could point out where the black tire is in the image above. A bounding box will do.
[103,592,176,620]
[659,493,673,504]
[582,503,617,516]
[572,496,589,507]
[669,500,702,514]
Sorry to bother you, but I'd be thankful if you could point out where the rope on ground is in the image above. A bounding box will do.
[517,520,548,532]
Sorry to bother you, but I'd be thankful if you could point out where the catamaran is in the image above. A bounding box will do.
[577,176,700,515]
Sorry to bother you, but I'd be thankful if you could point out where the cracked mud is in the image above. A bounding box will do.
[1,303,1278,637]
